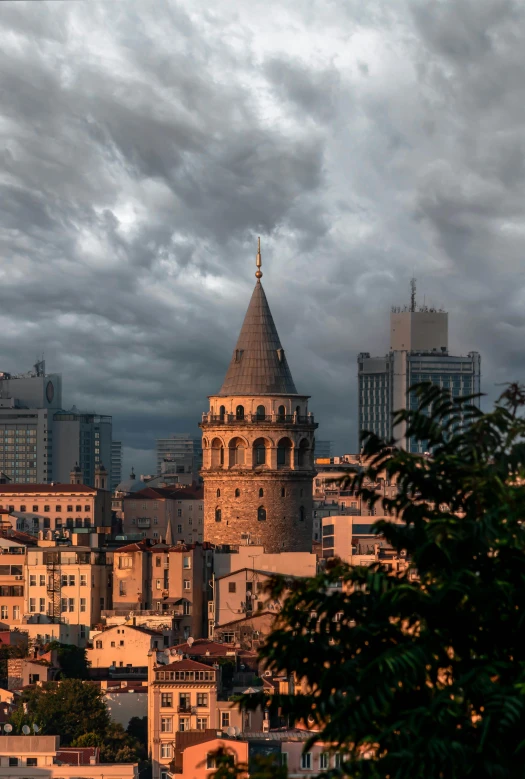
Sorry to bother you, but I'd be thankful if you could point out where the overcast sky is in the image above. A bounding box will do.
[1,0,524,476]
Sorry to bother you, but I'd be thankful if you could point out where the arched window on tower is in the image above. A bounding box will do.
[236,405,244,420]
[277,405,286,421]
[259,488,264,498]
[211,438,224,468]
[215,508,222,523]
[253,438,267,466]
[235,488,240,498]
[281,487,286,497]
[216,488,221,498]
[298,439,309,468]
[258,506,266,522]
[219,405,225,422]
[229,437,246,467]
[277,437,292,467]
[256,405,266,421]
[299,506,305,522]
[296,405,301,419]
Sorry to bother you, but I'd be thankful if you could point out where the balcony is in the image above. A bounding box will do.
[177,704,196,714]
[200,412,315,427]
[137,518,151,528]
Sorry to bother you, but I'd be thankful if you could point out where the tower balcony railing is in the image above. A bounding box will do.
[200,412,315,426]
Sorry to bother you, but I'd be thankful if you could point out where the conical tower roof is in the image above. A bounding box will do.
[218,281,298,396]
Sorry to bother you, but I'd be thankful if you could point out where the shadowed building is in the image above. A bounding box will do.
[200,241,317,553]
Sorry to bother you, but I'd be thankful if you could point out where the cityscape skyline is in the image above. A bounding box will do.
[1,0,521,474]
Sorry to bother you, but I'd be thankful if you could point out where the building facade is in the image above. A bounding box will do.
[358,294,481,452]
[156,434,203,481]
[200,243,317,553]
[122,486,204,543]
[111,441,123,492]
[0,484,111,533]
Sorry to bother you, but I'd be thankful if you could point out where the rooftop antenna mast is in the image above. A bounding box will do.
[410,277,417,313]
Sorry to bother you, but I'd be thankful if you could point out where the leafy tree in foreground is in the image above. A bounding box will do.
[47,640,90,679]
[10,678,109,745]
[243,383,525,779]
[71,721,146,763]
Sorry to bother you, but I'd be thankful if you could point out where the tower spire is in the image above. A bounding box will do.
[410,277,417,312]
[255,236,262,281]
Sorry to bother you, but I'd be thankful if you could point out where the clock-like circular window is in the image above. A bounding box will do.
[46,381,54,404]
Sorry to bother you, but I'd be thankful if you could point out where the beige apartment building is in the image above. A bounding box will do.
[0,537,29,626]
[214,568,284,628]
[0,735,137,778]
[23,545,112,646]
[148,656,249,779]
[122,485,203,543]
[0,483,111,533]
[88,623,168,668]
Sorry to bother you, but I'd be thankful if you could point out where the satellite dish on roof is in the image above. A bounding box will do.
[226,726,236,737]
[233,726,240,736]
[22,725,30,735]
[33,724,40,733]
[187,636,194,647]
[3,724,12,733]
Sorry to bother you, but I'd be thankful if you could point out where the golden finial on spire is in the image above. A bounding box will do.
[255,236,262,280]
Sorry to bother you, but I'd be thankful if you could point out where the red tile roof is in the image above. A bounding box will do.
[169,639,238,657]
[115,539,154,553]
[0,484,96,494]
[123,485,203,501]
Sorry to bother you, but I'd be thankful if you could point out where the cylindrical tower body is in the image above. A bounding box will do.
[200,393,317,552]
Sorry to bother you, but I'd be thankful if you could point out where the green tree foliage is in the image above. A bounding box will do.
[127,715,148,747]
[10,678,109,745]
[71,721,146,763]
[47,641,90,679]
[243,384,525,778]
[208,747,287,779]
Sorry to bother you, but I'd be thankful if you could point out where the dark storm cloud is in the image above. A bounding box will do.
[1,0,524,475]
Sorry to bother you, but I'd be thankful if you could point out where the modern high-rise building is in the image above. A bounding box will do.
[111,441,122,492]
[0,362,112,487]
[358,283,481,452]
[315,440,334,459]
[156,434,202,480]
[199,240,317,553]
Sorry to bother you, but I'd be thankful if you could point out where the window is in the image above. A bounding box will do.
[160,744,172,759]
[44,505,50,512]
[0,605,7,620]
[69,574,75,586]
[27,757,38,767]
[221,711,230,727]
[76,505,81,512]
[13,605,20,620]
[20,504,26,512]
[61,574,68,587]
[177,509,182,517]
[119,581,126,596]
[258,506,266,522]
[228,582,236,593]
[235,488,240,497]
[67,505,73,512]
[111,641,116,647]
[80,574,87,586]
[320,753,329,769]
[281,752,288,767]
[215,507,221,523]
[156,556,161,567]
[9,758,18,766]
[179,717,190,731]
[196,717,208,730]
[119,556,132,569]
[120,640,124,646]
[177,524,182,534]
[256,404,266,421]
[80,598,86,613]
[183,556,191,569]
[29,598,36,613]
[216,488,220,498]
[161,693,173,707]
[281,487,286,497]
[301,753,312,770]
[156,579,161,590]
[254,439,266,465]
[39,598,46,613]
[95,640,102,649]
[235,405,244,420]
[183,601,192,615]
[207,754,217,770]
[160,717,173,732]
[55,505,61,512]
[277,437,292,467]
[85,505,90,512]
[61,598,67,613]
[32,504,38,512]
[277,404,286,420]
[30,574,36,586]
[334,754,341,768]
[184,580,191,590]
[197,692,208,707]
[219,405,225,421]
[68,598,74,612]
[300,506,305,522]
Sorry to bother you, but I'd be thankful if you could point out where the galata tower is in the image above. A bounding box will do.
[200,239,317,553]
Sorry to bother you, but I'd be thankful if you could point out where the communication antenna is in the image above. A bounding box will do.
[22,725,30,735]
[3,724,12,733]
[410,277,417,312]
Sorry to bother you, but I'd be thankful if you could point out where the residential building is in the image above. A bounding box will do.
[112,540,153,613]
[0,735,138,778]
[200,241,317,553]
[167,731,248,779]
[0,483,111,534]
[110,441,122,492]
[122,486,204,543]
[358,285,481,452]
[321,514,407,569]
[23,544,112,646]
[0,537,29,627]
[214,568,290,629]
[88,624,169,669]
